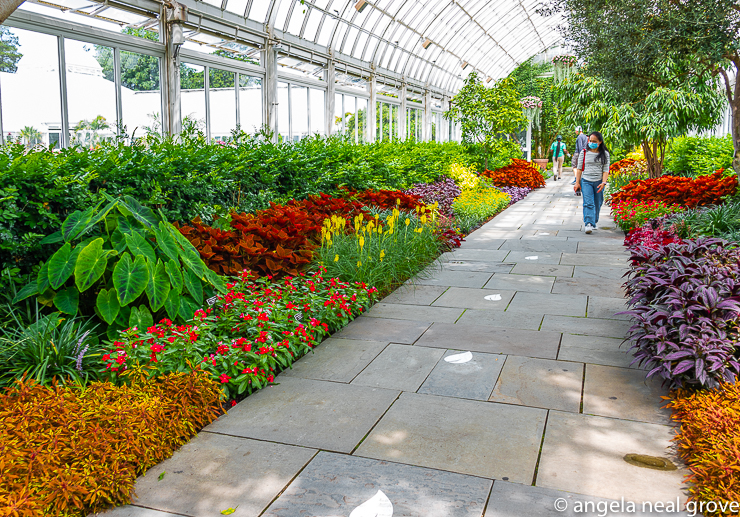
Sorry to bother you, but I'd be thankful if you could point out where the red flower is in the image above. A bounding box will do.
[219,374,231,384]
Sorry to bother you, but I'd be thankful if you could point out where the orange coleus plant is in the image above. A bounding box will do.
[610,171,737,208]
[665,384,740,516]
[0,369,222,516]
[481,159,546,189]
[340,187,428,212]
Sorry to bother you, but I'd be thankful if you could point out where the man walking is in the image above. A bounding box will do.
[571,126,588,184]
[550,135,567,181]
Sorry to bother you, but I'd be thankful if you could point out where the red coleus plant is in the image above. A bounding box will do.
[481,159,546,189]
[611,171,737,208]
[340,187,428,212]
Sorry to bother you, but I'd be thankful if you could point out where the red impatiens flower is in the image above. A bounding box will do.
[219,374,231,384]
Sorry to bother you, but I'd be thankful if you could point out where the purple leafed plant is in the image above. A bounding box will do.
[405,178,461,215]
[623,237,740,388]
[496,186,532,204]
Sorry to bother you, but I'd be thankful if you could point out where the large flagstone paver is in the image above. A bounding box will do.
[431,286,516,310]
[577,241,631,254]
[331,316,431,344]
[489,356,583,412]
[441,248,510,262]
[381,284,448,305]
[97,508,184,516]
[557,334,639,370]
[501,239,578,253]
[104,433,317,517]
[415,322,561,359]
[364,302,465,323]
[456,308,544,330]
[458,236,507,249]
[552,277,625,298]
[351,343,445,392]
[485,481,689,517]
[510,263,575,277]
[541,315,631,339]
[587,296,630,320]
[484,273,555,293]
[536,411,688,505]
[354,392,547,482]
[263,452,492,517]
[204,377,399,453]
[574,266,627,280]
[441,260,515,274]
[412,269,494,288]
[278,338,388,383]
[504,251,563,264]
[559,252,629,267]
[583,365,671,424]
[507,292,587,317]
[418,349,505,400]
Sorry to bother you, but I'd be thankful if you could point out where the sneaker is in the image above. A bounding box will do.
[584,224,593,234]
[570,179,576,185]
[553,176,558,181]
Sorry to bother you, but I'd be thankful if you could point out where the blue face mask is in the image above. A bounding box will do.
[588,142,599,149]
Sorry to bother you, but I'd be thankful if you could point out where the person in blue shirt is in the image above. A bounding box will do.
[571,126,589,184]
[550,135,568,181]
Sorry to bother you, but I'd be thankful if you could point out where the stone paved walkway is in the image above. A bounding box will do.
[103,169,691,517]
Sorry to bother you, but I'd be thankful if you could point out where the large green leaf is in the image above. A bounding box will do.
[125,232,156,264]
[155,221,180,262]
[96,288,121,325]
[178,294,200,322]
[48,243,82,290]
[164,289,181,321]
[129,305,154,331]
[37,262,50,294]
[40,231,64,245]
[80,199,118,235]
[115,305,131,327]
[53,287,79,315]
[122,196,158,228]
[106,320,126,341]
[145,259,171,312]
[184,268,203,304]
[62,207,94,242]
[165,260,183,294]
[203,267,227,294]
[12,282,38,304]
[111,228,127,254]
[113,253,149,306]
[74,238,108,292]
[165,223,205,277]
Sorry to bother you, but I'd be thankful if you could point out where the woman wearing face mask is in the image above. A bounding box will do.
[573,131,610,234]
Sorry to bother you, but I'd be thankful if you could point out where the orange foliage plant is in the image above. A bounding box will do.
[610,171,737,209]
[481,159,546,189]
[0,370,222,516]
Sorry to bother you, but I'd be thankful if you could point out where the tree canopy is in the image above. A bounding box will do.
[0,27,22,73]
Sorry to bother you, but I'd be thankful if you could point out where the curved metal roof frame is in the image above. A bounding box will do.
[258,0,562,93]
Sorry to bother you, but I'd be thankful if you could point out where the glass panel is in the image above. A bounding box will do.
[180,62,206,134]
[357,97,367,143]
[291,84,308,141]
[239,74,262,134]
[67,39,117,148]
[0,27,62,148]
[247,0,270,22]
[303,9,323,41]
[287,3,308,35]
[120,50,161,138]
[333,93,342,134]
[209,67,236,142]
[278,81,290,141]
[225,0,250,16]
[310,88,325,135]
[391,104,399,140]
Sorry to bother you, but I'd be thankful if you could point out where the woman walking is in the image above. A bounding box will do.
[573,131,610,234]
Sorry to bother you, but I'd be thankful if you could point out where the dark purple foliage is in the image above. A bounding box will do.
[623,238,740,388]
[405,178,461,215]
[497,186,532,204]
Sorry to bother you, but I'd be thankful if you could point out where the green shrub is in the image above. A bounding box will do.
[664,135,733,177]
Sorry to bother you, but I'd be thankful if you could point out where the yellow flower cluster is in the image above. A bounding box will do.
[447,162,482,191]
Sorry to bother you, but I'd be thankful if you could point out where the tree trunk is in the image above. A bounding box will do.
[732,100,740,174]
[641,140,662,178]
[0,0,26,23]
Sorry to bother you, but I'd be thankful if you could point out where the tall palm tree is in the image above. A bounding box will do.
[19,125,42,147]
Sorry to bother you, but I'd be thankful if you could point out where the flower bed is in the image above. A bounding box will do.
[610,171,737,208]
[452,188,511,234]
[612,199,683,232]
[481,159,546,189]
[497,186,532,204]
[623,238,740,388]
[0,370,222,516]
[103,269,377,401]
[404,178,461,216]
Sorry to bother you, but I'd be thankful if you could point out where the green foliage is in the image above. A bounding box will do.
[95,28,160,91]
[0,27,22,74]
[452,188,511,234]
[664,135,734,177]
[670,200,740,242]
[0,311,100,387]
[14,196,226,338]
[447,72,526,169]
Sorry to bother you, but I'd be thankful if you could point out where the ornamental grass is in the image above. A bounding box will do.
[316,207,441,294]
[0,369,222,516]
[666,384,740,516]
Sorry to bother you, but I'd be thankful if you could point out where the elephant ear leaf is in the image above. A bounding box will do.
[203,268,227,294]
[164,223,205,277]
[184,268,203,304]
[75,238,109,292]
[178,294,200,322]
[122,196,158,228]
[113,253,150,306]
[62,207,94,242]
[12,282,38,304]
[145,259,171,312]
[164,289,181,321]
[48,242,82,290]
[125,232,156,264]
[37,262,50,294]
[129,305,154,330]
[165,260,183,294]
[53,287,79,316]
[96,288,120,325]
[155,222,180,262]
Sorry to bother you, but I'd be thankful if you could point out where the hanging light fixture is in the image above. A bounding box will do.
[355,0,368,13]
